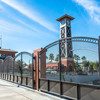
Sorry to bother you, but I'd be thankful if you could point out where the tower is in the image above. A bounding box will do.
[57,14,74,69]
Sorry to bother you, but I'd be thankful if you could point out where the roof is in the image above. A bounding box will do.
[0,49,17,53]
[56,14,75,21]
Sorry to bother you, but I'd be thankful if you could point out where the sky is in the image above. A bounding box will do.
[0,0,100,53]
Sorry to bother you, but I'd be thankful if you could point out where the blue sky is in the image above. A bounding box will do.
[0,0,100,53]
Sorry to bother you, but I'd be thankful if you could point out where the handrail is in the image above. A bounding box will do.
[40,78,100,89]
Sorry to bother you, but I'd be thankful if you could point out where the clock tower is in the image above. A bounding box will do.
[57,14,74,69]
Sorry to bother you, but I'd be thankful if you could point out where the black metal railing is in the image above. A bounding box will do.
[39,37,100,100]
[39,78,100,100]
[0,52,34,89]
[0,73,33,88]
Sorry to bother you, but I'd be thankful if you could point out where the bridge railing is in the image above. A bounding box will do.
[0,73,33,88]
[39,78,100,100]
[39,37,100,100]
[0,52,34,88]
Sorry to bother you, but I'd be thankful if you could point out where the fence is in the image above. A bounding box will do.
[0,37,100,100]
[0,52,34,88]
[39,37,100,100]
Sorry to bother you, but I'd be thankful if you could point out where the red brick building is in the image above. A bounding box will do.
[0,49,17,59]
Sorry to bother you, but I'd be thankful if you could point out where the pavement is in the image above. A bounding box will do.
[0,79,66,100]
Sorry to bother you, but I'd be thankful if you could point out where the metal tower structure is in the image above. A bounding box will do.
[57,14,74,59]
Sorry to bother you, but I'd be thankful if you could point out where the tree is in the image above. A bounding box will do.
[73,54,80,65]
[73,54,81,73]
[16,60,23,84]
[16,60,23,76]
[81,56,86,62]
[46,56,48,59]
[49,53,54,62]
[81,56,87,67]
[55,54,59,61]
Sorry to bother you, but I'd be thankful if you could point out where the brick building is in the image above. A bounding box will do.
[0,49,17,59]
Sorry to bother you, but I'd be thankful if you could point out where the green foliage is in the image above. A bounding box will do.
[73,54,80,62]
[46,56,48,59]
[73,54,80,68]
[16,60,23,76]
[49,53,54,62]
[55,54,59,61]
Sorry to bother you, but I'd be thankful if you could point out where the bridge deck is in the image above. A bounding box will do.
[0,79,65,100]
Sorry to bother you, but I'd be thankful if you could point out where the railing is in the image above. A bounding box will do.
[0,52,34,88]
[39,36,100,100]
[39,78,100,100]
[0,73,33,88]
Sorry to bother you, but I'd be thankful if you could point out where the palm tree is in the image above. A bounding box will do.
[73,54,80,71]
[81,56,87,67]
[49,53,54,62]
[81,56,86,61]
[55,54,59,61]
[73,54,80,65]
[46,56,48,59]
[16,60,23,84]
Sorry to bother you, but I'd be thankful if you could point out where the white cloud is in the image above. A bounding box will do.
[0,19,41,39]
[16,19,42,33]
[1,0,57,32]
[73,0,100,24]
[0,19,30,33]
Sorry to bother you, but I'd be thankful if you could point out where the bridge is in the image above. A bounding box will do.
[0,14,100,100]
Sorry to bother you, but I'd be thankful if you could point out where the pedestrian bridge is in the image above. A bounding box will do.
[0,79,65,100]
[0,36,100,100]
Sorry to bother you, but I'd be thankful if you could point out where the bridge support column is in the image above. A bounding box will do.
[34,49,41,90]
[34,48,46,90]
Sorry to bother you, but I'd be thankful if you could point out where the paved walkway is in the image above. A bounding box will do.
[0,79,65,100]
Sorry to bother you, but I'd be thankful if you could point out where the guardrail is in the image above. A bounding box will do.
[0,73,33,88]
[39,78,100,100]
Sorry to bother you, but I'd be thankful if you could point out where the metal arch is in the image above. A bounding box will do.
[72,37,98,44]
[15,51,33,59]
[71,49,97,54]
[4,56,14,62]
[40,40,59,54]
[40,37,99,54]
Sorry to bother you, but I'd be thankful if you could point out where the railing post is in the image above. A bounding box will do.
[7,64,8,80]
[48,80,50,91]
[10,75,11,81]
[13,75,15,82]
[32,55,34,89]
[13,59,15,82]
[17,76,18,83]
[77,84,81,100]
[26,77,28,85]
[34,49,42,90]
[98,36,100,75]
[59,40,63,95]
[3,73,4,79]
[20,53,23,85]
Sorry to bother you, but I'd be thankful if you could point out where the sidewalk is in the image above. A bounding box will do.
[0,79,65,100]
